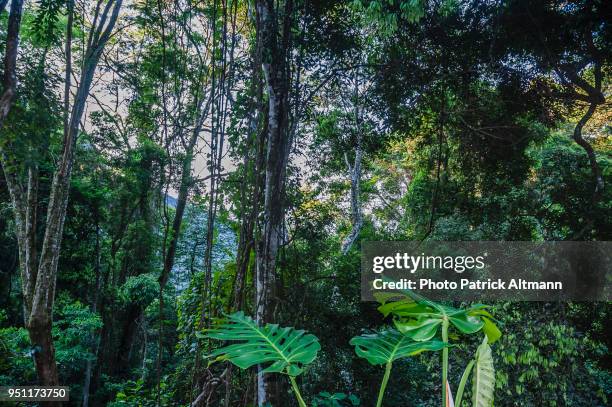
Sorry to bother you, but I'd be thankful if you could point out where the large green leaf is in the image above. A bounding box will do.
[376,288,443,313]
[448,313,484,335]
[394,317,442,341]
[350,329,447,365]
[377,292,500,342]
[472,337,495,407]
[204,312,320,376]
[377,298,432,318]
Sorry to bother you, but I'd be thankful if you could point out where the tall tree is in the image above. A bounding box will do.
[254,0,295,404]
[493,0,610,236]
[0,0,123,386]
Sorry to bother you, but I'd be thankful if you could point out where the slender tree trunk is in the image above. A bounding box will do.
[0,0,23,126]
[572,102,603,203]
[82,207,101,407]
[341,73,364,255]
[232,26,265,311]
[254,0,293,404]
[141,317,148,382]
[564,62,605,239]
[426,107,445,239]
[158,129,201,289]
[225,20,264,406]
[233,122,266,310]
[341,142,363,255]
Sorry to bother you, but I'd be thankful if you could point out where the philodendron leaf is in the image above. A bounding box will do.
[378,292,502,342]
[350,329,446,365]
[447,313,484,335]
[205,312,320,376]
[378,300,433,318]
[472,337,495,407]
[394,317,442,341]
[376,289,443,313]
[393,309,483,341]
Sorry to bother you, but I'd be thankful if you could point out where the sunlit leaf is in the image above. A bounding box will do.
[351,329,446,365]
[205,312,320,377]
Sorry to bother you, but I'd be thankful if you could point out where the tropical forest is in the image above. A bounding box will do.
[0,0,610,406]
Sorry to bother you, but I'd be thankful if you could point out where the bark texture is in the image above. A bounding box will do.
[254,0,294,404]
[0,0,22,126]
[341,75,364,255]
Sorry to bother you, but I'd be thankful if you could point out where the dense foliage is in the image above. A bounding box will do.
[0,0,610,406]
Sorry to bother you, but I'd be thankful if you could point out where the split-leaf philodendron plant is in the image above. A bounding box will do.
[203,291,501,407]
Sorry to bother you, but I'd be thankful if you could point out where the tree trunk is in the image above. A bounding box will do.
[0,0,23,126]
[158,126,201,289]
[232,28,265,311]
[233,121,266,311]
[254,0,293,404]
[563,61,605,239]
[341,73,364,254]
[0,0,123,389]
[27,315,59,385]
[341,145,363,255]
[82,207,101,407]
[27,1,123,386]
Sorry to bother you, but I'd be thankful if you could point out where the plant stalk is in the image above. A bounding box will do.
[376,361,393,407]
[442,317,449,407]
[454,359,475,407]
[289,376,307,407]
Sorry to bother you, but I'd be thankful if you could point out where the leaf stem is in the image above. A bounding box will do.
[289,376,307,407]
[454,359,475,407]
[376,361,393,407]
[442,317,449,407]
